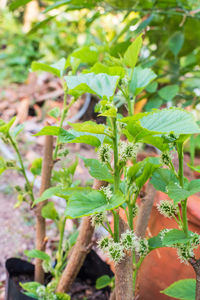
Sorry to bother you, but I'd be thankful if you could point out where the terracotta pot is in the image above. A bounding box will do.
[137,192,200,300]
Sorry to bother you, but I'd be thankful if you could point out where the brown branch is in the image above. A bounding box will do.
[115,216,133,300]
[34,134,54,283]
[56,179,106,293]
[189,258,200,300]
[135,182,156,239]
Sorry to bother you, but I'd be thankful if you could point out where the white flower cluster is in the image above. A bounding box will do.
[176,233,200,264]
[91,212,107,227]
[157,200,178,219]
[119,141,139,162]
[108,242,125,264]
[97,144,112,164]
[100,185,113,200]
[98,230,149,264]
[121,230,138,251]
[176,244,194,265]
[136,238,149,257]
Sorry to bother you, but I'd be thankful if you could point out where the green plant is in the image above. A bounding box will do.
[30,37,200,300]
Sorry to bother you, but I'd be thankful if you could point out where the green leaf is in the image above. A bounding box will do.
[168,32,184,56]
[139,109,200,135]
[145,81,158,93]
[64,73,120,100]
[144,95,163,112]
[0,157,6,175]
[34,186,92,205]
[9,0,32,10]
[33,186,60,205]
[162,229,191,246]
[81,157,113,183]
[167,179,200,203]
[34,126,60,136]
[11,124,24,138]
[69,121,105,134]
[30,158,42,176]
[124,35,143,68]
[158,85,179,102]
[65,191,125,218]
[56,293,71,300]
[35,126,75,142]
[187,164,200,173]
[128,157,161,190]
[31,58,66,77]
[129,66,157,96]
[44,0,71,13]
[20,282,41,298]
[148,232,163,250]
[161,279,195,300]
[98,107,117,118]
[67,46,100,67]
[88,62,125,79]
[0,117,16,134]
[150,168,178,193]
[42,202,59,220]
[68,134,101,147]
[24,249,51,262]
[48,107,60,118]
[96,275,112,289]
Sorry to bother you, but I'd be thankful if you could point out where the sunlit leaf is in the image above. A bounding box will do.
[161,279,195,300]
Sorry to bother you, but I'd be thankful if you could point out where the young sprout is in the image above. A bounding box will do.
[157,200,178,219]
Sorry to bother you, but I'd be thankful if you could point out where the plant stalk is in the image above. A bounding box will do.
[8,133,34,203]
[115,216,133,300]
[189,258,200,300]
[35,134,54,283]
[177,143,189,236]
[56,180,107,293]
